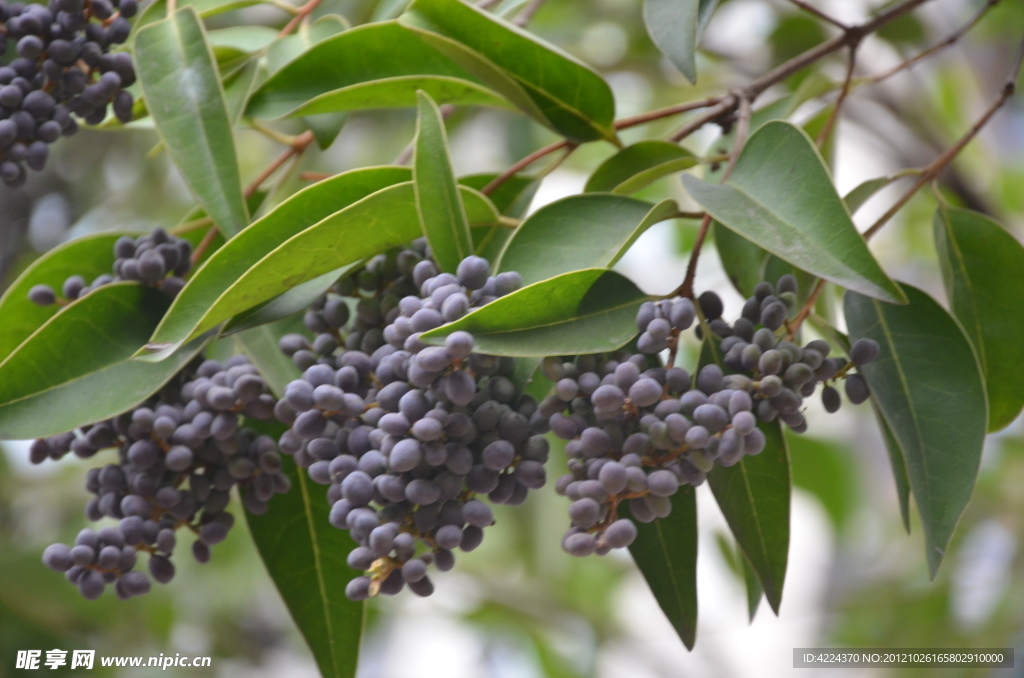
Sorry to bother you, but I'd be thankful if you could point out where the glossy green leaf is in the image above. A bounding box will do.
[223,56,260,125]
[625,485,698,649]
[247,22,511,120]
[874,399,912,533]
[497,195,678,285]
[707,419,790,614]
[0,232,128,364]
[585,141,698,194]
[419,269,648,357]
[0,284,209,439]
[933,206,1024,431]
[414,91,473,273]
[223,263,360,336]
[244,454,363,678]
[844,285,987,577]
[206,25,279,53]
[399,0,616,143]
[682,122,905,304]
[143,166,412,357]
[643,0,720,83]
[238,331,362,678]
[136,8,249,238]
[698,338,791,614]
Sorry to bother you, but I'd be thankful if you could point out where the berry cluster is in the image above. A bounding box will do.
[274,247,549,600]
[545,275,879,557]
[33,355,289,599]
[0,0,137,186]
[28,227,193,306]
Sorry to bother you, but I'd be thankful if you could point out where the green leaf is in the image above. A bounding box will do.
[0,232,128,364]
[244,455,363,678]
[874,399,912,533]
[844,285,987,577]
[459,173,540,262]
[643,0,720,83]
[143,166,412,357]
[223,56,260,125]
[135,8,249,238]
[844,175,898,214]
[0,284,209,439]
[706,419,790,614]
[223,263,360,336]
[585,141,698,195]
[681,121,905,304]
[496,195,678,285]
[787,433,857,530]
[933,206,1024,432]
[246,22,512,120]
[414,91,473,273]
[698,338,791,614]
[399,0,616,143]
[624,486,698,649]
[419,269,648,357]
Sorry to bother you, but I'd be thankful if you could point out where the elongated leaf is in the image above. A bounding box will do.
[415,91,473,273]
[247,22,510,120]
[238,332,362,678]
[707,420,790,614]
[223,263,360,335]
[420,269,648,356]
[698,338,790,614]
[682,122,905,304]
[399,0,616,142]
[0,284,209,439]
[844,285,987,577]
[136,8,249,238]
[223,56,260,125]
[0,232,128,364]
[143,166,412,357]
[497,195,678,285]
[933,206,1024,431]
[585,141,698,194]
[714,223,766,299]
[643,0,719,83]
[787,433,857,531]
[625,485,698,649]
[874,400,911,533]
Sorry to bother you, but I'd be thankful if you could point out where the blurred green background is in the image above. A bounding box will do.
[3,0,1024,676]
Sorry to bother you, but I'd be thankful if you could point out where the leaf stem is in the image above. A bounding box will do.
[864,31,1024,241]
[674,94,751,299]
[481,139,570,195]
[863,0,1000,86]
[278,0,325,36]
[786,0,848,29]
[245,130,316,199]
[816,42,859,147]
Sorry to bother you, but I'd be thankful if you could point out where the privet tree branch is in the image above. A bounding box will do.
[816,42,859,147]
[786,0,848,30]
[864,31,1024,240]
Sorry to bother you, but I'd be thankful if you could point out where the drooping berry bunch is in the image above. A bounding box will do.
[0,0,138,186]
[28,227,193,306]
[33,355,289,600]
[546,275,880,558]
[274,247,549,599]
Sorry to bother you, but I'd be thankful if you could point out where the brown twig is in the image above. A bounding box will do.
[481,139,570,195]
[614,96,723,130]
[786,0,848,29]
[865,0,1000,86]
[864,32,1024,241]
[300,171,332,182]
[189,226,219,268]
[279,0,325,36]
[675,95,751,299]
[668,96,736,142]
[784,278,826,339]
[816,42,859,147]
[245,130,315,199]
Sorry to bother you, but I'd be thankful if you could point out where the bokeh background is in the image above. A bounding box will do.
[3,0,1024,675]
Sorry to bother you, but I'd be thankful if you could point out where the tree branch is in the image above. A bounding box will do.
[279,0,325,36]
[864,31,1024,240]
[816,42,859,147]
[786,0,847,30]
